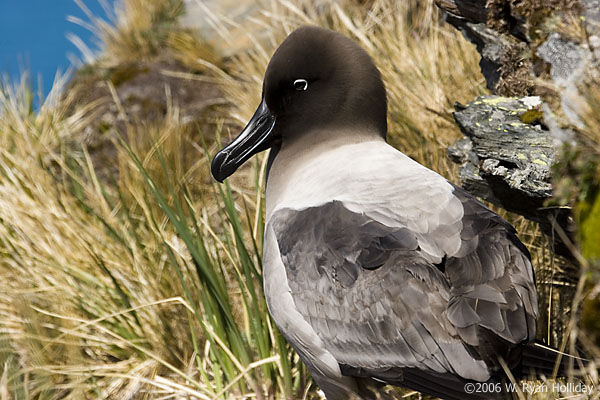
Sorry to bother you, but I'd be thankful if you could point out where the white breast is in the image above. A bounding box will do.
[266,141,465,262]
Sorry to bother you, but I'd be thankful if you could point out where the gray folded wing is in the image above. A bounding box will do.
[270,193,538,383]
[446,186,537,362]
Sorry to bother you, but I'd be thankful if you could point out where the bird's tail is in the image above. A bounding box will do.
[518,341,590,378]
[344,343,593,400]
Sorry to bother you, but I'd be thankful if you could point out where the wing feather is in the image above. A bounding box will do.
[270,189,538,384]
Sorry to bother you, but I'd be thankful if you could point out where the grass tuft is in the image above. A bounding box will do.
[0,0,597,398]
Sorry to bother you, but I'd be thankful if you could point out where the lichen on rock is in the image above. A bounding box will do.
[448,96,553,211]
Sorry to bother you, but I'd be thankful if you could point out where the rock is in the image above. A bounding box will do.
[448,95,576,256]
[434,0,534,95]
[66,57,227,180]
[435,0,600,99]
[180,0,261,57]
[437,0,600,348]
[537,33,586,83]
[436,0,593,252]
[449,96,552,202]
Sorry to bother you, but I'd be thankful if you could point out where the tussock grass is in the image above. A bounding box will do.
[1,0,597,398]
[70,0,222,68]
[0,77,301,398]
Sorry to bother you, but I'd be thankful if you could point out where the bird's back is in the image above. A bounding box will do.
[263,139,539,398]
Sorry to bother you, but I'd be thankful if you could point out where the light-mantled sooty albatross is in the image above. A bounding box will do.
[211,26,584,400]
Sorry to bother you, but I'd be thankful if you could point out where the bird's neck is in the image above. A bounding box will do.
[265,128,385,218]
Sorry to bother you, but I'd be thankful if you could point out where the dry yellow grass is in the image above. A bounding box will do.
[71,0,186,66]
[1,0,597,398]
[0,78,204,398]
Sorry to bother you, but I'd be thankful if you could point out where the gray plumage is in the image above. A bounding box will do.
[269,191,537,395]
[210,26,556,400]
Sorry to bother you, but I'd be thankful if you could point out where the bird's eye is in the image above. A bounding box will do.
[293,79,308,91]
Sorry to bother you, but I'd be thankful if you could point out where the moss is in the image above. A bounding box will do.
[98,121,112,134]
[551,138,600,344]
[491,1,584,97]
[486,0,512,32]
[581,292,600,344]
[108,63,149,86]
[496,42,535,96]
[577,189,600,260]
[511,0,582,30]
[520,109,543,124]
[551,142,600,206]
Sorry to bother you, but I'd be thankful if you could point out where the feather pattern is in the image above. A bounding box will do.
[265,142,538,390]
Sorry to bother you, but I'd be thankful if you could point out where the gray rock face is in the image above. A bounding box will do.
[435,0,533,96]
[436,0,600,98]
[448,96,553,214]
[448,96,575,256]
[537,33,586,83]
[537,33,591,128]
[435,1,589,256]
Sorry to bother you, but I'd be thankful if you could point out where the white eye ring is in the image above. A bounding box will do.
[293,79,308,91]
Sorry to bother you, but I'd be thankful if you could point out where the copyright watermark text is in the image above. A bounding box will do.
[464,381,596,395]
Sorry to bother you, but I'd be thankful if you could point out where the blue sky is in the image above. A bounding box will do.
[0,0,115,98]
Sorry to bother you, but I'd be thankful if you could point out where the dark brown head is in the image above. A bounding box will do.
[211,26,387,182]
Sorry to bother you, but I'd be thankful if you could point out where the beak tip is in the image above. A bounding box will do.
[211,151,228,183]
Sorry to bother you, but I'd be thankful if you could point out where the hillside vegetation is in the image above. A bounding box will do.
[0,0,597,398]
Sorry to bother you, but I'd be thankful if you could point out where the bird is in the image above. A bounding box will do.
[211,26,580,399]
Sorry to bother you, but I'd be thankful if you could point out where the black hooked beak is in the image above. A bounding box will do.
[211,98,276,182]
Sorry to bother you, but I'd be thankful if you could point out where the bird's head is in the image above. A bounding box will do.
[211,26,387,182]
